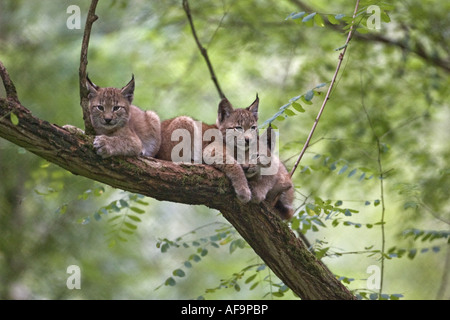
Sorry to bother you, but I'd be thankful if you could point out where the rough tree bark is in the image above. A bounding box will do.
[0,62,355,300]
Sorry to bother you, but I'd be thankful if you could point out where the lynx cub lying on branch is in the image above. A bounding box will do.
[64,76,161,158]
[157,96,295,219]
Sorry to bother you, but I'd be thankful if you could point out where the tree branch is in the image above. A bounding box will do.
[290,0,450,73]
[0,61,18,102]
[0,62,355,300]
[79,0,99,135]
[290,0,360,177]
[182,0,226,99]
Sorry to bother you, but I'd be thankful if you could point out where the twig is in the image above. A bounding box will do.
[290,0,361,177]
[0,60,19,102]
[182,0,226,99]
[79,0,99,135]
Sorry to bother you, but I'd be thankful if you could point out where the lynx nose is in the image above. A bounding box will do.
[104,118,112,124]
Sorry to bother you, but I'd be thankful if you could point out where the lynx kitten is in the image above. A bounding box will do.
[202,97,260,203]
[86,75,161,158]
[242,139,295,220]
[156,97,259,203]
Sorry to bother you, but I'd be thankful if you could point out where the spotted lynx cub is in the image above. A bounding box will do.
[156,97,258,203]
[202,97,260,203]
[86,75,161,158]
[242,133,295,220]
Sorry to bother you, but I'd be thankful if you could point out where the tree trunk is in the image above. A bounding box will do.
[0,92,355,300]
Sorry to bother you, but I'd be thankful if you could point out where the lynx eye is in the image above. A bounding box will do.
[234,126,244,132]
[96,105,104,111]
[251,125,258,131]
[112,106,122,112]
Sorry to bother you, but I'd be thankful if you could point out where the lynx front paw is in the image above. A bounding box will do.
[250,191,266,204]
[235,187,252,204]
[93,135,114,158]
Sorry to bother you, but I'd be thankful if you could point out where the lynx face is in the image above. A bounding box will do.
[87,76,134,135]
[217,97,259,152]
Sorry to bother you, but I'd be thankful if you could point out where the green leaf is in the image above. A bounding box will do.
[123,222,137,230]
[304,89,314,101]
[328,14,340,25]
[302,12,316,23]
[348,168,357,177]
[245,274,257,284]
[314,13,325,27]
[165,277,176,286]
[229,239,246,254]
[173,269,186,277]
[408,249,417,260]
[356,27,370,34]
[130,206,145,214]
[190,254,201,262]
[127,215,142,222]
[56,204,68,214]
[200,248,208,257]
[290,12,306,20]
[284,108,296,117]
[292,102,305,113]
[338,164,348,174]
[10,112,19,125]
[381,12,391,23]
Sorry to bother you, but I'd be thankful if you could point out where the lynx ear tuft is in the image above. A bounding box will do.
[217,98,234,124]
[86,74,99,97]
[247,94,259,120]
[121,74,135,103]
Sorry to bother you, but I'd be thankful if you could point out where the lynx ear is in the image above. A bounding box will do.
[121,74,135,103]
[247,94,259,121]
[217,98,234,124]
[86,74,99,98]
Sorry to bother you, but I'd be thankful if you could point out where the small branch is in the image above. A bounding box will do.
[290,0,360,177]
[0,60,19,102]
[79,0,99,135]
[182,0,226,100]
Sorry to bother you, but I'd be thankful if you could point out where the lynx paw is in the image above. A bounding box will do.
[250,191,266,204]
[235,187,252,204]
[93,135,114,158]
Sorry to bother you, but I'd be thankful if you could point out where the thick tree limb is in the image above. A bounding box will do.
[0,63,355,300]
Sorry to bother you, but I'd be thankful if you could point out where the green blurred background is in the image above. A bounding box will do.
[0,0,448,299]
